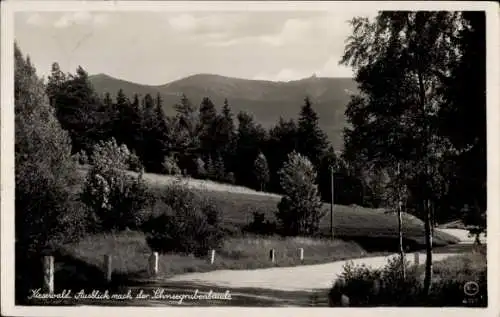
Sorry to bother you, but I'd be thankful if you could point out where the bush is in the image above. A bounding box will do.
[81,139,152,231]
[142,181,225,257]
[128,150,143,172]
[328,253,487,307]
[162,155,182,175]
[224,172,236,184]
[72,149,89,165]
[329,261,383,306]
[329,256,422,306]
[193,157,207,179]
[244,211,277,236]
[89,138,131,171]
[428,253,487,306]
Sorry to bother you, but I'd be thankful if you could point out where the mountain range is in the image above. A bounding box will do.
[88,73,358,151]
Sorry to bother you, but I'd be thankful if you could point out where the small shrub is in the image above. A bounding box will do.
[194,157,207,179]
[72,149,89,165]
[220,222,242,237]
[162,155,182,175]
[81,139,152,231]
[244,211,277,236]
[224,172,236,185]
[128,150,143,172]
[329,253,487,307]
[377,256,422,305]
[142,181,225,257]
[89,138,131,171]
[329,261,382,306]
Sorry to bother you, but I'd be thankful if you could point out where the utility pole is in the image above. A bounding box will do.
[330,165,335,240]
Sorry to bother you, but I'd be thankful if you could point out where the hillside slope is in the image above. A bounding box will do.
[75,165,460,250]
[89,73,357,150]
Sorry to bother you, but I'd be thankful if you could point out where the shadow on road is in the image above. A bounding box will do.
[19,241,485,307]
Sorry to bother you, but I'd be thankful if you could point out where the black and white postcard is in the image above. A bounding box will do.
[1,1,499,317]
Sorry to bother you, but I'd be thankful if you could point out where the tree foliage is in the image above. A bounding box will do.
[235,111,268,189]
[81,138,151,231]
[48,65,107,153]
[277,151,324,236]
[340,11,484,296]
[254,152,270,191]
[297,96,329,166]
[15,43,81,254]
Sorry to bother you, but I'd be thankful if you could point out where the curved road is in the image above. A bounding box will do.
[165,229,480,292]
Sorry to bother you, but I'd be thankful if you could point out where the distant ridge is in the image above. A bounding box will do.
[89,73,358,151]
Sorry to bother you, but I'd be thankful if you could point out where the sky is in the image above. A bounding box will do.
[14,10,378,85]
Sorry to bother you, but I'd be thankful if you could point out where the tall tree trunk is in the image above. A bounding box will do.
[413,20,433,296]
[397,163,406,280]
[430,201,435,236]
[331,167,335,240]
[398,201,405,279]
[423,198,433,296]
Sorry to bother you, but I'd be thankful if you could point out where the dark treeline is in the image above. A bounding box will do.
[46,64,367,206]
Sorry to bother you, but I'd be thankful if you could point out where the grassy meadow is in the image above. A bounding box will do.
[59,230,371,280]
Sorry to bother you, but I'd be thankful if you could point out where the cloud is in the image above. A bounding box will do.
[316,56,354,78]
[257,18,313,47]
[253,68,312,82]
[204,14,342,48]
[168,12,290,46]
[253,55,354,82]
[25,13,47,26]
[205,38,246,47]
[318,56,340,76]
[167,13,198,32]
[167,13,244,36]
[205,17,313,48]
[53,12,110,28]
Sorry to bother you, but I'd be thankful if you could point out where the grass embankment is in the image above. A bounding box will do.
[60,230,369,279]
[192,189,459,249]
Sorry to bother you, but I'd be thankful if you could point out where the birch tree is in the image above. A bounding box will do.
[341,11,462,296]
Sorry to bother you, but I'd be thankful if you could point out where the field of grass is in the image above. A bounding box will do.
[75,166,460,251]
[58,230,371,280]
[193,189,460,249]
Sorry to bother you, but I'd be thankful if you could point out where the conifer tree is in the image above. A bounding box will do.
[50,65,105,153]
[217,98,237,169]
[198,97,218,158]
[235,111,267,188]
[254,152,270,191]
[103,92,113,107]
[46,62,66,108]
[297,96,329,168]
